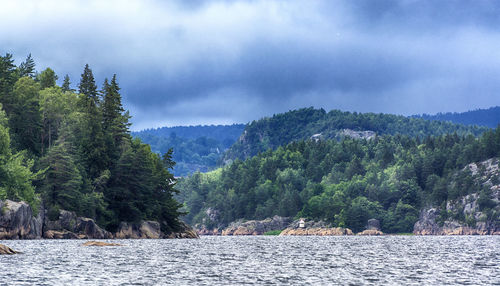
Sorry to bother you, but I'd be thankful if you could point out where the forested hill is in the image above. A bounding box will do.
[177,126,500,233]
[0,53,183,233]
[222,107,488,163]
[134,124,245,142]
[413,106,500,128]
[133,124,245,176]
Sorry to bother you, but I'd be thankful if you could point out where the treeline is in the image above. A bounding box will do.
[133,124,245,176]
[414,106,500,129]
[178,128,500,233]
[223,107,488,162]
[0,53,183,232]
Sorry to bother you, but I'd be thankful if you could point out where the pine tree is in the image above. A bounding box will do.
[77,64,108,179]
[102,75,130,166]
[18,53,36,78]
[61,74,73,92]
[78,64,99,108]
[0,53,18,113]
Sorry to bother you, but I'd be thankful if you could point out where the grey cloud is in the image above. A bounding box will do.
[2,0,500,130]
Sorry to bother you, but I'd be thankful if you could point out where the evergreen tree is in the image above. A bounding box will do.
[61,74,74,92]
[0,53,18,113]
[17,53,36,78]
[77,64,108,179]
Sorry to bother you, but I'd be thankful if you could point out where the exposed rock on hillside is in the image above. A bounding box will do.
[221,216,292,236]
[414,158,500,235]
[0,200,43,239]
[339,129,376,140]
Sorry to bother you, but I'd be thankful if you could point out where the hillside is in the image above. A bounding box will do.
[133,124,245,176]
[222,107,488,163]
[177,123,500,233]
[414,106,500,128]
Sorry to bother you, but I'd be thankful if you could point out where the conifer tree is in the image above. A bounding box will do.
[61,74,74,92]
[77,64,108,180]
[18,53,36,78]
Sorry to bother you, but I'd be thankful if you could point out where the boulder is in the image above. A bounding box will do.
[0,244,20,255]
[114,221,161,239]
[0,200,43,239]
[82,241,122,247]
[43,210,112,239]
[166,221,199,239]
[366,219,381,231]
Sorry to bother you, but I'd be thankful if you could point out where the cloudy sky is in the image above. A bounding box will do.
[2,0,500,130]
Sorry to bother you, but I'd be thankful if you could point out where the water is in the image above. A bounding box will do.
[1,236,499,285]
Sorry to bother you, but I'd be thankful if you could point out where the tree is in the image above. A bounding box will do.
[0,104,39,211]
[0,53,18,112]
[77,64,108,179]
[17,53,35,78]
[101,75,131,166]
[9,77,42,155]
[38,68,58,89]
[61,74,74,92]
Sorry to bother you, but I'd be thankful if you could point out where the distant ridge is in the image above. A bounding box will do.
[413,106,500,128]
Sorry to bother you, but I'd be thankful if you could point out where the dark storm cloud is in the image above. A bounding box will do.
[2,0,500,130]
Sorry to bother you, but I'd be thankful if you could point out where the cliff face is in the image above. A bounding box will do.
[0,200,43,239]
[414,158,500,235]
[0,200,198,239]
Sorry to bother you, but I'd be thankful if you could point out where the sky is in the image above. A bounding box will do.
[2,0,500,130]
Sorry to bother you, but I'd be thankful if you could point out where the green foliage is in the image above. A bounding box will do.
[38,68,58,89]
[178,125,500,233]
[133,124,246,176]
[0,55,184,233]
[263,230,282,235]
[223,107,487,163]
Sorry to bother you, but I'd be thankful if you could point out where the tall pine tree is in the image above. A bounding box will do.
[78,64,108,180]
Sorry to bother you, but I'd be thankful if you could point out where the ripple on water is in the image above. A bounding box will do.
[0,236,499,285]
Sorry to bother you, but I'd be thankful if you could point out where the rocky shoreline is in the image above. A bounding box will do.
[0,200,198,240]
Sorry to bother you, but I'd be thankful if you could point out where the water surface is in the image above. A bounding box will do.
[1,236,499,285]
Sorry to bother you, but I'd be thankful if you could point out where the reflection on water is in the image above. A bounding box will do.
[1,236,499,285]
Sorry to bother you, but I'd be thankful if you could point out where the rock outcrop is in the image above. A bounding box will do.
[166,221,199,239]
[44,210,113,239]
[0,244,20,254]
[0,199,198,239]
[414,158,500,235]
[357,229,384,236]
[82,241,122,247]
[413,207,500,235]
[114,221,162,239]
[221,216,292,236]
[0,200,43,239]
[114,221,199,239]
[280,227,353,236]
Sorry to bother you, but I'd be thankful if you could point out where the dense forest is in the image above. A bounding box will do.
[414,106,500,129]
[133,124,245,176]
[222,107,488,163]
[178,110,499,233]
[0,53,183,232]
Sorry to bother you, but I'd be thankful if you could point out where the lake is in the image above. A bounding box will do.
[1,236,499,285]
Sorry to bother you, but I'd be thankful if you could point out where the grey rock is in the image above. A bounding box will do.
[0,200,43,239]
